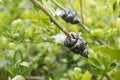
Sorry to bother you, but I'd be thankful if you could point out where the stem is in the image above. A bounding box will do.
[100,67,108,80]
[27,76,42,80]
[51,0,64,10]
[51,0,90,33]
[80,0,83,24]
[95,37,111,48]
[105,74,111,80]
[79,23,90,33]
[31,0,72,38]
[31,0,111,48]
[79,0,110,48]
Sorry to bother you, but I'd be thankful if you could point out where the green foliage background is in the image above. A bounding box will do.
[0,0,120,80]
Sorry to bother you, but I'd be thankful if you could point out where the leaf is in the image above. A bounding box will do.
[21,10,48,20]
[12,75,25,80]
[91,29,105,38]
[31,19,46,27]
[20,62,30,68]
[5,66,18,76]
[87,57,101,69]
[100,48,120,61]
[19,65,30,77]
[97,53,111,67]
[72,67,82,80]
[111,71,120,80]
[27,26,36,40]
[94,68,103,75]
[81,71,92,80]
[106,63,117,72]
[13,50,23,66]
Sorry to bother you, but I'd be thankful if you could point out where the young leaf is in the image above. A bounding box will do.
[20,62,30,68]
[81,71,92,80]
[13,50,23,66]
[27,26,37,40]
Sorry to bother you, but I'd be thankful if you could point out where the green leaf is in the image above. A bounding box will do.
[5,66,18,76]
[21,10,48,20]
[81,71,92,80]
[13,50,23,66]
[20,62,30,68]
[107,63,117,72]
[91,29,105,38]
[97,53,111,67]
[87,57,101,69]
[100,48,120,61]
[94,68,103,75]
[27,26,36,40]
[19,65,30,77]
[111,71,120,80]
[72,67,82,80]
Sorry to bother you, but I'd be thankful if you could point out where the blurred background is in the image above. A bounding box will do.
[0,0,120,80]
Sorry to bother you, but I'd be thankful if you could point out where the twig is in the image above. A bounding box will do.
[100,67,110,80]
[79,0,91,33]
[97,38,111,48]
[32,0,111,48]
[51,0,64,10]
[79,0,110,48]
[79,23,90,33]
[80,0,83,24]
[51,0,90,33]
[27,76,43,80]
[31,0,72,38]
[53,0,111,48]
[105,74,111,80]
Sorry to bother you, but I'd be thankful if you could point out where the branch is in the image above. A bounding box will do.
[51,0,90,33]
[80,0,83,24]
[27,76,43,80]
[32,0,111,48]
[51,0,64,10]
[79,0,91,33]
[105,74,112,80]
[51,0,111,48]
[31,0,72,38]
[97,38,111,48]
[79,23,90,33]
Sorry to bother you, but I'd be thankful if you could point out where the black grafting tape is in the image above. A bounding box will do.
[64,32,89,58]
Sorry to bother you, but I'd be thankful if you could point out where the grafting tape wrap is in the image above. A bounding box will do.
[64,32,89,58]
[61,9,81,24]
